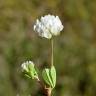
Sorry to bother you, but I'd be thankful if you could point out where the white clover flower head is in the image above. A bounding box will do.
[21,61,34,72]
[21,61,39,79]
[34,14,64,39]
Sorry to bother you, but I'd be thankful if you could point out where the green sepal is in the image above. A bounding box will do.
[42,68,53,87]
[50,66,56,88]
[42,66,56,88]
[29,66,38,79]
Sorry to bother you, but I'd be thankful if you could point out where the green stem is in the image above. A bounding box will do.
[51,39,54,66]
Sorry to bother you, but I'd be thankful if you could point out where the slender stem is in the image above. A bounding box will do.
[36,78,52,96]
[51,39,54,66]
[45,87,52,96]
[35,39,54,96]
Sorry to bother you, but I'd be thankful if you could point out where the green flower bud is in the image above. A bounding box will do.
[42,66,56,88]
[21,61,38,79]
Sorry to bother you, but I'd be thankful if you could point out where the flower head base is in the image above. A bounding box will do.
[21,61,38,79]
[34,14,64,39]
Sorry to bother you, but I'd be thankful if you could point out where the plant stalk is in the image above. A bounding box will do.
[36,76,52,96]
[45,87,52,96]
[51,39,54,66]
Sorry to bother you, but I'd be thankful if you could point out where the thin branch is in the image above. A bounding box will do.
[36,78,52,96]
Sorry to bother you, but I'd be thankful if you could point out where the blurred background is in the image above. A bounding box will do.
[0,0,96,96]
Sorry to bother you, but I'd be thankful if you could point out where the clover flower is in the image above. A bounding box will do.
[21,61,33,71]
[34,14,64,39]
[21,61,38,79]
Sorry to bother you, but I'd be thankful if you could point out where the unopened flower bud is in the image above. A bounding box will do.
[21,61,38,79]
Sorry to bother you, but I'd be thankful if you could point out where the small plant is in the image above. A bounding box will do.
[21,14,64,96]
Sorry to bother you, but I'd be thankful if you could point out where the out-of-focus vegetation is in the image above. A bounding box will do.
[0,0,96,96]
